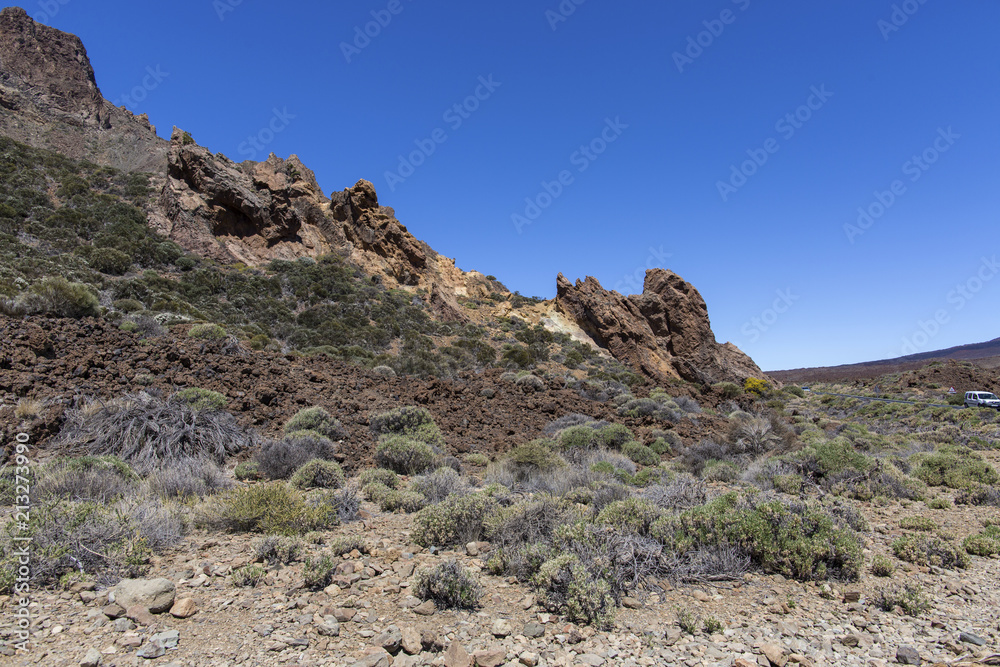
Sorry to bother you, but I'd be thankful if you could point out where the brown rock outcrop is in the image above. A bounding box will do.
[556,269,764,385]
[0,7,166,171]
[156,127,335,264]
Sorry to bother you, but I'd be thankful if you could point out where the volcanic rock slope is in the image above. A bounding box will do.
[0,6,761,386]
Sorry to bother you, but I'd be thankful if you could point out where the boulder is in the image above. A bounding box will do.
[112,578,175,614]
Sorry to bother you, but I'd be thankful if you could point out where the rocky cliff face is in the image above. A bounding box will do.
[556,270,765,385]
[0,7,166,171]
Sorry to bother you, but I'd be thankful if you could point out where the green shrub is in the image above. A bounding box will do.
[119,321,137,332]
[963,525,1000,557]
[5,277,100,318]
[464,453,489,467]
[773,474,803,495]
[891,534,970,569]
[290,459,345,490]
[926,497,951,509]
[234,461,263,481]
[714,382,742,399]
[595,497,663,536]
[870,554,895,577]
[231,564,266,588]
[503,439,565,482]
[169,387,227,412]
[378,489,427,513]
[328,536,368,557]
[411,491,500,547]
[560,425,597,450]
[651,493,863,581]
[188,323,227,340]
[910,446,999,489]
[199,482,337,536]
[874,584,930,616]
[622,441,659,466]
[358,468,399,489]
[303,555,337,590]
[284,407,347,440]
[702,459,739,482]
[593,424,635,451]
[533,553,614,629]
[375,436,435,475]
[369,406,444,447]
[649,437,673,456]
[88,247,132,275]
[899,516,936,532]
[414,560,482,610]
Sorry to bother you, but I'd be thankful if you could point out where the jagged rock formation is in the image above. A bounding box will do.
[155,127,335,264]
[0,7,166,171]
[556,269,765,385]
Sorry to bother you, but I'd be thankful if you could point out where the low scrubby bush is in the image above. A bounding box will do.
[899,516,936,532]
[188,323,227,340]
[963,525,1000,557]
[369,406,444,447]
[303,555,337,590]
[35,456,137,503]
[411,491,500,547]
[251,535,304,565]
[1,277,100,318]
[284,407,347,440]
[255,432,337,480]
[358,468,399,489]
[892,534,969,569]
[622,441,659,466]
[169,388,227,412]
[231,564,267,588]
[410,467,467,503]
[198,482,337,535]
[290,459,345,490]
[59,393,255,475]
[414,560,482,610]
[910,446,999,489]
[870,554,895,577]
[874,583,930,616]
[533,552,615,629]
[375,436,435,475]
[146,458,231,498]
[652,493,864,581]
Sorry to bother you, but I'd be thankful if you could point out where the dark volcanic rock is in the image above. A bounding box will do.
[556,269,764,385]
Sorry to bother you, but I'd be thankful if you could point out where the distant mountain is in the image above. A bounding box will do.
[770,338,1000,384]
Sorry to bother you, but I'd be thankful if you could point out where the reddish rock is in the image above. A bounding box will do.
[556,269,765,385]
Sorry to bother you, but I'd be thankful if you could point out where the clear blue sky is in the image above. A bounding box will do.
[27,0,1000,370]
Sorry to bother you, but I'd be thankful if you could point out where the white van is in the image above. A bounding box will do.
[964,391,1000,409]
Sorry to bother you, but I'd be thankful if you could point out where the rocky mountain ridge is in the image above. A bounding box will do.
[0,5,763,386]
